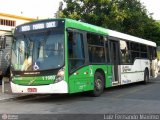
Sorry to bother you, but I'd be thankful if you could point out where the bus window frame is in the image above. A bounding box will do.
[66,28,87,74]
[87,32,106,64]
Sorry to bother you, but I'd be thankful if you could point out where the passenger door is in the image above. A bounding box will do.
[109,38,121,84]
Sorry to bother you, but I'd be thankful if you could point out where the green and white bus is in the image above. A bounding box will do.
[10,18,157,96]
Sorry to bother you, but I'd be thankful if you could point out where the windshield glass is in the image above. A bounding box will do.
[11,30,64,71]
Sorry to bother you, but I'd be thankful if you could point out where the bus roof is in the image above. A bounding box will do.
[65,18,156,47]
[65,18,107,35]
[15,18,156,47]
[107,29,156,47]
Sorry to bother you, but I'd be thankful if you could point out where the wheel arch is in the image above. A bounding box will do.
[95,68,106,88]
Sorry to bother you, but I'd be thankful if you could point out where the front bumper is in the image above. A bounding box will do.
[11,80,68,94]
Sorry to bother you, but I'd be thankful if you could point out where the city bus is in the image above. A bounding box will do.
[10,18,157,96]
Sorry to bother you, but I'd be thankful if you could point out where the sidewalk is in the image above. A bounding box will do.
[0,77,25,101]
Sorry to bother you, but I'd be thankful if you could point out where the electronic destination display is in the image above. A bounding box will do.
[15,20,65,33]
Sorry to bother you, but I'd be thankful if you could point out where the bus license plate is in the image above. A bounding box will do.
[27,88,37,92]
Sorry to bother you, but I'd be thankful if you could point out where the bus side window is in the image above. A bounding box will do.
[130,42,140,63]
[68,31,85,72]
[68,32,74,58]
[148,46,156,60]
[87,33,105,63]
[120,40,131,64]
[140,44,148,59]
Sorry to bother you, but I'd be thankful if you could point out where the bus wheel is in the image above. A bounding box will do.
[90,72,104,97]
[144,69,149,84]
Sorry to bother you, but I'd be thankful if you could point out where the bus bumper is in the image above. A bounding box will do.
[10,80,68,94]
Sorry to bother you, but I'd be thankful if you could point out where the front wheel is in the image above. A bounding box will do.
[90,72,104,97]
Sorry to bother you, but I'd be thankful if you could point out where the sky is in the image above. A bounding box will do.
[0,0,160,20]
[0,0,62,19]
[140,0,160,20]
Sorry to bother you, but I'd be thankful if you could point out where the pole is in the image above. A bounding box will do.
[2,77,5,93]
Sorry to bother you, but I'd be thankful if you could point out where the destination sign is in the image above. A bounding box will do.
[18,21,62,32]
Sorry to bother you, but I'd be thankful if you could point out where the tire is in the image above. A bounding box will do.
[90,72,104,97]
[144,69,149,84]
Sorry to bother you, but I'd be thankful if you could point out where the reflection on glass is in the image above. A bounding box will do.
[11,30,64,71]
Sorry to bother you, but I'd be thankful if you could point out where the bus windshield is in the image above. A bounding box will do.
[11,30,64,71]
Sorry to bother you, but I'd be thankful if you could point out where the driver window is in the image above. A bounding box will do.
[68,31,85,72]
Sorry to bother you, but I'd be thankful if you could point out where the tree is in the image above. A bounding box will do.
[59,0,160,44]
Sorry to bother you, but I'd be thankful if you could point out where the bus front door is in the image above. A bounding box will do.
[109,40,120,84]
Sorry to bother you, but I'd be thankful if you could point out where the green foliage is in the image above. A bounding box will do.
[157,51,160,59]
[59,0,160,45]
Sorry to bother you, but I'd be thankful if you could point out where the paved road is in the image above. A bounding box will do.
[0,77,160,115]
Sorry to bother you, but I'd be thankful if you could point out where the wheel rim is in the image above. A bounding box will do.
[95,78,102,91]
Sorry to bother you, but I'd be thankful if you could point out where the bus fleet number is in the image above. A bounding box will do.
[42,76,55,80]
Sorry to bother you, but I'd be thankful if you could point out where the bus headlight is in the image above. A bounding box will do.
[55,68,64,83]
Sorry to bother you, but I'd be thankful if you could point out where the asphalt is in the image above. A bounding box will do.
[0,75,159,101]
